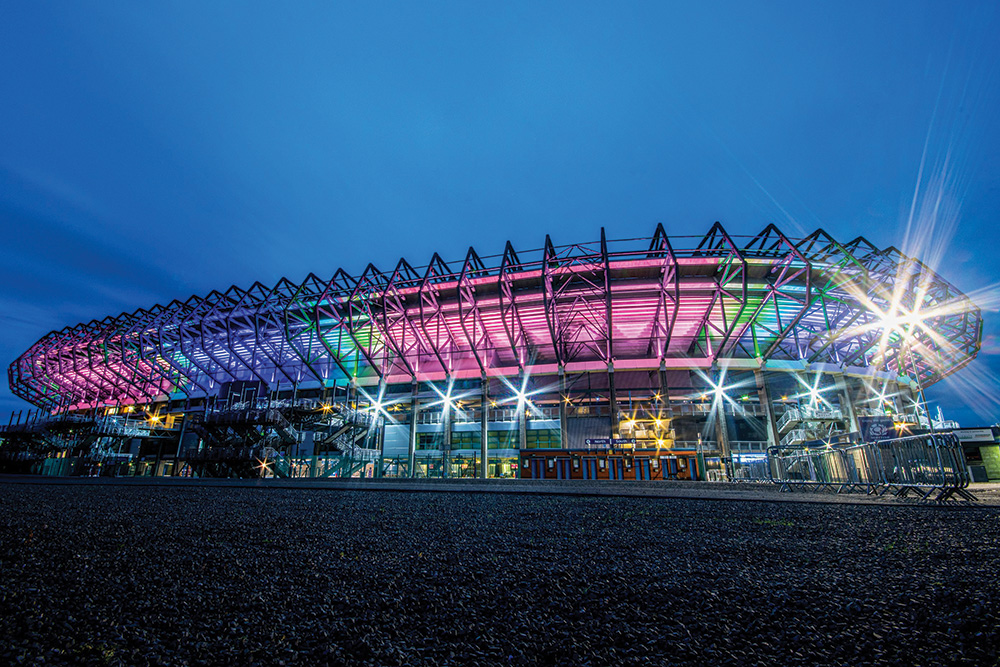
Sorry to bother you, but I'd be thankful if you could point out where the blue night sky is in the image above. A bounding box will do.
[1,2,998,424]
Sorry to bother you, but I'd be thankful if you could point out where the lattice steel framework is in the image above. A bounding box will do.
[8,224,983,411]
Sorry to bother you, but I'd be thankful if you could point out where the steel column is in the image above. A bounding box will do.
[442,385,452,479]
[714,408,732,481]
[559,368,569,450]
[480,375,488,479]
[608,364,618,437]
[833,373,861,433]
[408,380,419,478]
[754,369,780,449]
[518,371,528,452]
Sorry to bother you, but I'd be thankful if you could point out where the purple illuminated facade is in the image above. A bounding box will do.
[3,222,985,480]
[8,223,980,412]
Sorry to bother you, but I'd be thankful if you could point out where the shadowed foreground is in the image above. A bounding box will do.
[1,484,998,666]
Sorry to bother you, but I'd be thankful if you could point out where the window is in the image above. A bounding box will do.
[451,432,480,449]
[416,433,443,450]
[488,430,519,449]
[525,429,561,449]
[416,429,559,450]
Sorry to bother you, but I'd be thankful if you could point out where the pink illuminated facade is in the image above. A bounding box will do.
[4,223,984,480]
[8,223,980,409]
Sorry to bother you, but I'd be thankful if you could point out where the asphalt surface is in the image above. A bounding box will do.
[2,479,999,665]
[4,474,1000,506]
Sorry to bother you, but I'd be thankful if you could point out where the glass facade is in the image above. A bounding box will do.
[414,428,558,451]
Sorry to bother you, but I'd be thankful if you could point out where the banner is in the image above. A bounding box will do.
[858,416,894,442]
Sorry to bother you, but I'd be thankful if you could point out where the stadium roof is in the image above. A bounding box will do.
[8,223,982,411]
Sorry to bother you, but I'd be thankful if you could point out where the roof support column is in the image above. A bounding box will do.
[374,414,385,478]
[834,373,860,434]
[480,374,489,479]
[657,361,670,419]
[917,385,933,431]
[345,379,360,460]
[754,369,780,449]
[518,372,528,454]
[608,363,619,438]
[346,379,356,411]
[442,384,452,479]
[714,406,732,481]
[172,413,189,477]
[407,379,418,478]
[558,367,569,451]
[888,382,903,415]
[374,378,386,479]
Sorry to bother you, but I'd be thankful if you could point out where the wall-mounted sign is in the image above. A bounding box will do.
[584,438,637,446]
[955,429,996,443]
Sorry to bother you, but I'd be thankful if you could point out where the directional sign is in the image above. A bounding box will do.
[584,438,637,446]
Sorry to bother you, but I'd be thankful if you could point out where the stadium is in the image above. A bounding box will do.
[1,223,984,482]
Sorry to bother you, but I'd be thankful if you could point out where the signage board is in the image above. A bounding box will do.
[954,428,996,443]
[584,438,638,446]
[858,416,894,442]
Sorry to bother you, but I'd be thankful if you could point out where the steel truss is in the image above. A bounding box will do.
[8,224,983,411]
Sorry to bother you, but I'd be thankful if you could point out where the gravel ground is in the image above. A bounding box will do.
[1,484,999,666]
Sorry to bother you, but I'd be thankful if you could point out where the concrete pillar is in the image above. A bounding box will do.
[754,369,780,449]
[407,380,418,478]
[480,375,489,479]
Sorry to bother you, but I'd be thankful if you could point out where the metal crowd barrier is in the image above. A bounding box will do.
[767,432,976,502]
[731,457,770,482]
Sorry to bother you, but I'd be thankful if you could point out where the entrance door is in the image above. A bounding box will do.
[583,458,598,480]
[530,459,544,479]
[635,458,651,480]
[556,458,572,479]
[608,457,624,480]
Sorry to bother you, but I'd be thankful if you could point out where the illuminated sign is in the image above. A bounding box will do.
[585,438,637,446]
